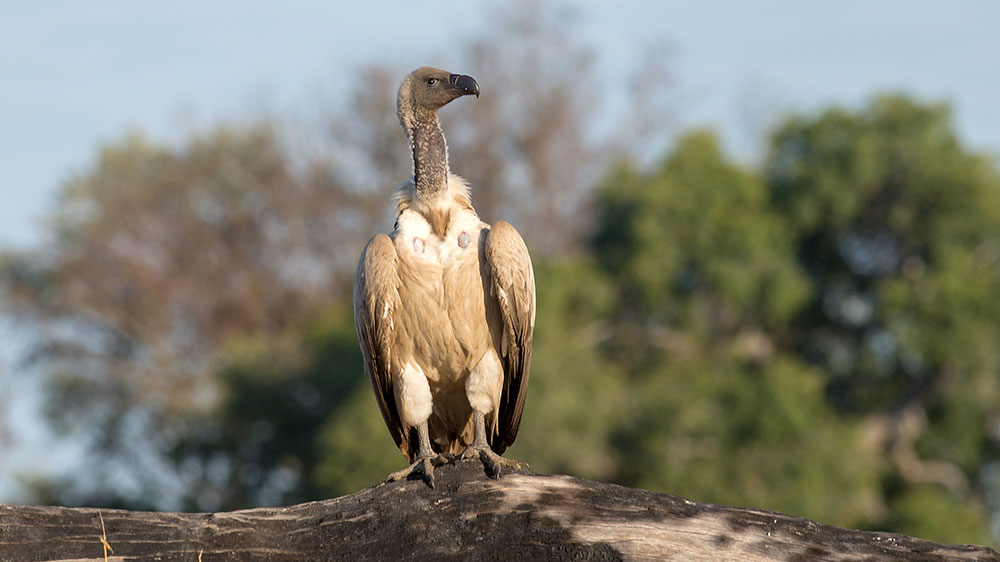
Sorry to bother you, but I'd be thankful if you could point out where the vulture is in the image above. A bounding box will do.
[353,67,535,486]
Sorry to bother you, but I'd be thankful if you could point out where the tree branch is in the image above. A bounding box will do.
[1,461,995,561]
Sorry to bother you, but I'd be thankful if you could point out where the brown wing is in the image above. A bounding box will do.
[482,220,536,454]
[354,234,411,459]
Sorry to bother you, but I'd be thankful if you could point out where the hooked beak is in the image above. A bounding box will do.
[448,73,480,98]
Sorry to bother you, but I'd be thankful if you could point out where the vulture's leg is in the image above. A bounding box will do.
[460,411,526,478]
[385,422,452,489]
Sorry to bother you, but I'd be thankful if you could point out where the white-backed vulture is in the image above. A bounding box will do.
[353,67,535,486]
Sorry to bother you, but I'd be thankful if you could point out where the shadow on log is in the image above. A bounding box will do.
[1,460,996,561]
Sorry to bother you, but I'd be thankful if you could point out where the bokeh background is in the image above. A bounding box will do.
[2,0,1000,548]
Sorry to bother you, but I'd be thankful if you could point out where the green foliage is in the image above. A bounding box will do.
[761,95,1000,538]
[767,95,1000,411]
[169,306,367,510]
[889,485,994,546]
[584,108,1000,540]
[619,355,881,527]
[593,131,810,335]
[315,382,405,497]
[590,132,877,527]
[505,259,628,480]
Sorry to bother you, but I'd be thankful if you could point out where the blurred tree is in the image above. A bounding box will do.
[584,103,1000,545]
[589,132,883,528]
[763,95,1000,543]
[168,307,366,511]
[592,130,809,335]
[0,125,376,507]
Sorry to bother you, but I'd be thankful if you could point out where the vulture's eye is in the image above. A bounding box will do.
[426,78,437,86]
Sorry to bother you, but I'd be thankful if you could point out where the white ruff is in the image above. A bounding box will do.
[393,176,484,270]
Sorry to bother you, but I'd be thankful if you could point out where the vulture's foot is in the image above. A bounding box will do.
[460,445,526,479]
[385,453,454,489]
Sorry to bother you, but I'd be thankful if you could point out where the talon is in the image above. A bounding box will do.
[460,445,524,479]
[385,453,453,488]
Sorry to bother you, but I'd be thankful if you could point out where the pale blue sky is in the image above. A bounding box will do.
[1,0,998,501]
[2,1,999,250]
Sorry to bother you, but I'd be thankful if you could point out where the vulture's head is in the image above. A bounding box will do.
[397,66,479,131]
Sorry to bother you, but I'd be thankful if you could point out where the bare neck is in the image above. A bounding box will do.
[408,114,449,199]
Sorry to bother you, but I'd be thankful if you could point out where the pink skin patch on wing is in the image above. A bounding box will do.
[413,237,425,254]
[458,231,470,249]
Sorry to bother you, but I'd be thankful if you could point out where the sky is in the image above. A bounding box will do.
[2,1,999,250]
[1,0,998,500]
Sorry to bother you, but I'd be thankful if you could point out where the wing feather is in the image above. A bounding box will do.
[483,220,535,453]
[353,234,410,458]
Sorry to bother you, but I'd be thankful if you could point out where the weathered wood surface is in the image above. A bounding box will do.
[0,460,996,561]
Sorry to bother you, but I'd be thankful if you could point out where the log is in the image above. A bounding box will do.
[0,460,996,561]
